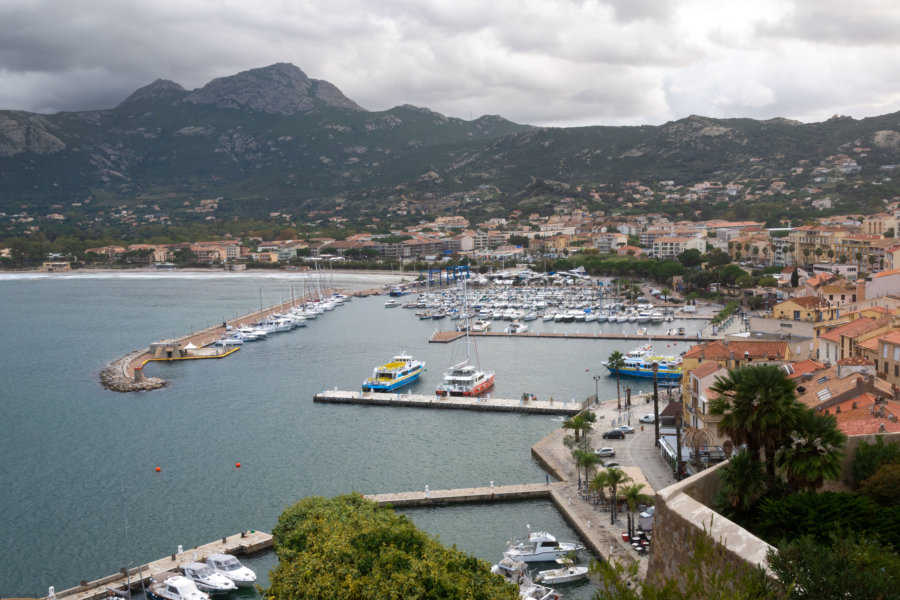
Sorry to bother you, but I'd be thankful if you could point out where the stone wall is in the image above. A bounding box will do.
[647,431,900,586]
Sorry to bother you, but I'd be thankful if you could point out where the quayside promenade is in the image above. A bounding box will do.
[43,531,272,600]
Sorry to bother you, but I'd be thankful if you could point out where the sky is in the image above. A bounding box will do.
[2,0,900,127]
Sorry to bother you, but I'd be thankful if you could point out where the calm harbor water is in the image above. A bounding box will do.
[0,272,697,599]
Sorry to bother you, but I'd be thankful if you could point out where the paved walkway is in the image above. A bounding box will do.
[533,393,678,579]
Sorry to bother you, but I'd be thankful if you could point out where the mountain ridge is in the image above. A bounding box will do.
[1,63,899,219]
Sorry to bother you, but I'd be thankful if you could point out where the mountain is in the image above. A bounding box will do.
[1,63,899,220]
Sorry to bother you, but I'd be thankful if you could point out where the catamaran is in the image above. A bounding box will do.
[436,276,495,397]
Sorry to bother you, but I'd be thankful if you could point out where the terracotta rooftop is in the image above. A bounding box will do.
[786,359,826,379]
[827,394,900,435]
[880,331,900,345]
[690,360,724,380]
[805,272,835,287]
[858,337,881,351]
[837,357,875,366]
[795,369,894,410]
[819,317,883,344]
[684,340,788,360]
[872,268,900,279]
[783,296,821,308]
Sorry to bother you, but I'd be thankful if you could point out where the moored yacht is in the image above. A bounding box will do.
[362,353,425,392]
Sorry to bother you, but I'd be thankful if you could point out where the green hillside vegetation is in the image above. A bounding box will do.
[265,493,517,600]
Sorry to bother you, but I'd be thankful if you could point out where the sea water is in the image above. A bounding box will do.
[0,272,697,599]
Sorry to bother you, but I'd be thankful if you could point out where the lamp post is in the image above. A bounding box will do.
[652,362,660,448]
[593,375,601,405]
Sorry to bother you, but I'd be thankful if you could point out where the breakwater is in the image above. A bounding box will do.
[100,290,333,392]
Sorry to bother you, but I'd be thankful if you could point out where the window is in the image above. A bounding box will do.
[896,364,899,378]
[885,345,890,358]
[894,346,900,362]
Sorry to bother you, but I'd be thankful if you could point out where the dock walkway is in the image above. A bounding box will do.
[46,531,272,600]
[430,331,712,343]
[313,389,587,415]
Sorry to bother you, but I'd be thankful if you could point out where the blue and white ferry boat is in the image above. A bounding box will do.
[362,352,425,391]
[603,344,682,380]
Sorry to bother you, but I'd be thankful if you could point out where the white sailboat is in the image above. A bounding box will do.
[436,275,495,397]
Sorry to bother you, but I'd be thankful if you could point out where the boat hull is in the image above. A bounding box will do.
[604,365,681,380]
[436,374,495,397]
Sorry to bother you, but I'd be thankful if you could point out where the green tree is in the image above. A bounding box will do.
[859,463,900,506]
[768,532,900,600]
[852,436,900,486]
[677,248,702,267]
[620,482,653,534]
[714,449,768,518]
[602,467,632,525]
[775,410,846,492]
[682,426,714,470]
[574,448,604,486]
[606,351,625,410]
[790,268,799,287]
[709,365,804,477]
[267,493,518,600]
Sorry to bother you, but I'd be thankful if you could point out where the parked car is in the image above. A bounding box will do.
[602,429,626,439]
[617,425,635,434]
[639,414,655,423]
[604,462,621,468]
[594,447,616,457]
[640,506,655,519]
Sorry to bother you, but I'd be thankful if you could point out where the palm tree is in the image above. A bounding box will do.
[682,426,714,470]
[589,469,611,506]
[814,247,824,261]
[573,448,604,488]
[827,248,835,263]
[563,411,596,447]
[709,364,804,477]
[562,416,581,443]
[606,351,625,410]
[775,409,847,492]
[620,483,653,538]
[660,287,671,302]
[716,449,767,515]
[603,467,633,524]
[787,244,796,265]
[802,247,811,265]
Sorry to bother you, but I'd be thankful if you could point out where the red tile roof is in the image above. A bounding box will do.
[819,317,883,344]
[787,359,826,379]
[830,394,900,435]
[684,340,788,360]
[691,361,724,380]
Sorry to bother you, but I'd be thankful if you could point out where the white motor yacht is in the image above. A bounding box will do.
[506,530,584,563]
[180,562,236,594]
[146,575,209,600]
[206,554,256,588]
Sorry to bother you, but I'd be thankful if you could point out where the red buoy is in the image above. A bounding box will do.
[235,462,241,468]
[155,467,161,472]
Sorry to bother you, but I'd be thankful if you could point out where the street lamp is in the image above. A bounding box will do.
[652,362,660,448]
[593,375,601,405]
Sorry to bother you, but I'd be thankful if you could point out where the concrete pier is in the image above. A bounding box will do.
[313,389,588,415]
[45,531,272,600]
[430,330,713,343]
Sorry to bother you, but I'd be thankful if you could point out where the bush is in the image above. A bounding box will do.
[852,436,900,486]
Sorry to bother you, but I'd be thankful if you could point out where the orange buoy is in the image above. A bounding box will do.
[235,462,241,468]
[155,467,161,472]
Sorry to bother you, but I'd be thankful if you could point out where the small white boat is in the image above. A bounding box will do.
[506,530,584,563]
[492,554,561,600]
[180,562,236,594]
[505,321,528,334]
[534,559,589,585]
[206,553,256,588]
[146,575,209,600]
[384,299,400,308]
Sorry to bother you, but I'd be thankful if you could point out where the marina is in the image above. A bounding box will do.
[2,271,703,600]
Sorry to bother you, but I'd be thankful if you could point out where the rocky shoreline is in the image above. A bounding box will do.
[100,350,167,392]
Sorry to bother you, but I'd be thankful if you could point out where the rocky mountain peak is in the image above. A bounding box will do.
[120,79,187,105]
[182,63,364,115]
